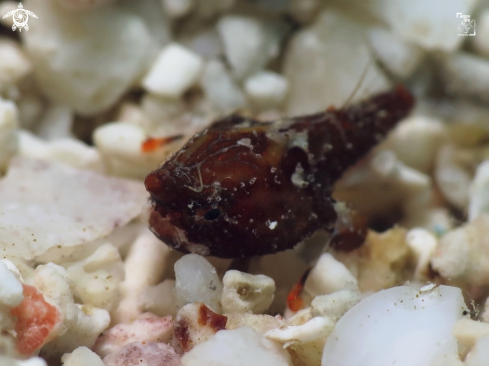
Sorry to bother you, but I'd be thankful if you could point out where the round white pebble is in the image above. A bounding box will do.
[22,0,156,115]
[322,285,466,366]
[181,327,291,366]
[142,43,204,98]
[244,71,288,108]
[174,254,223,312]
[0,261,23,307]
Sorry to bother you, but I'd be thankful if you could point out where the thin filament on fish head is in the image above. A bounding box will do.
[184,164,204,193]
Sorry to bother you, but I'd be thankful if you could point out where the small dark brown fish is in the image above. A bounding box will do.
[144,86,415,258]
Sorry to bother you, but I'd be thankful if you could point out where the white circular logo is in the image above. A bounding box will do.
[2,3,38,32]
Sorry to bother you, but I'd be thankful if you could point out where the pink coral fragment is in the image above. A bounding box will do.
[94,313,173,358]
[103,341,181,366]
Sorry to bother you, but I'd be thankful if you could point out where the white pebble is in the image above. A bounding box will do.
[469,160,489,221]
[94,122,146,158]
[281,308,326,366]
[1,259,24,283]
[431,99,489,147]
[46,139,103,172]
[0,97,19,173]
[0,356,48,366]
[431,224,473,281]
[93,121,178,179]
[61,346,105,366]
[141,93,186,132]
[322,285,467,366]
[431,215,489,285]
[162,0,194,18]
[311,290,361,320]
[441,52,489,103]
[265,316,335,345]
[139,280,178,318]
[368,27,424,79]
[283,9,389,115]
[217,15,281,80]
[244,71,288,109]
[472,9,489,58]
[0,261,23,308]
[117,102,150,127]
[142,43,204,98]
[35,105,73,141]
[333,227,411,293]
[226,313,286,334]
[0,38,32,86]
[453,318,489,351]
[465,335,489,366]
[18,131,103,172]
[33,264,111,360]
[370,0,469,51]
[120,0,171,50]
[17,95,46,130]
[304,253,358,297]
[181,327,292,366]
[221,270,275,314]
[174,254,223,312]
[286,308,312,325]
[22,0,157,115]
[375,152,430,191]
[180,27,223,59]
[434,145,472,211]
[113,228,171,324]
[381,115,447,173]
[16,131,49,164]
[66,243,124,312]
[200,59,247,114]
[405,228,437,281]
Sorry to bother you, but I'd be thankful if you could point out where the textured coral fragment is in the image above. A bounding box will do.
[10,284,60,355]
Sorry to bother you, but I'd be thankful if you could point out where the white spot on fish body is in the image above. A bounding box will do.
[266,220,277,230]
[291,163,309,188]
[290,130,309,151]
[237,138,253,148]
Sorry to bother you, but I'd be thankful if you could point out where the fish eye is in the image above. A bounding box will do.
[204,208,221,221]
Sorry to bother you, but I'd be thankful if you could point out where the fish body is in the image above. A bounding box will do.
[145,86,415,258]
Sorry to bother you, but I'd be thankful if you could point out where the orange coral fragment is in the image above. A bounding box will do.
[287,283,304,312]
[10,284,60,355]
[286,267,311,312]
[141,135,184,153]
